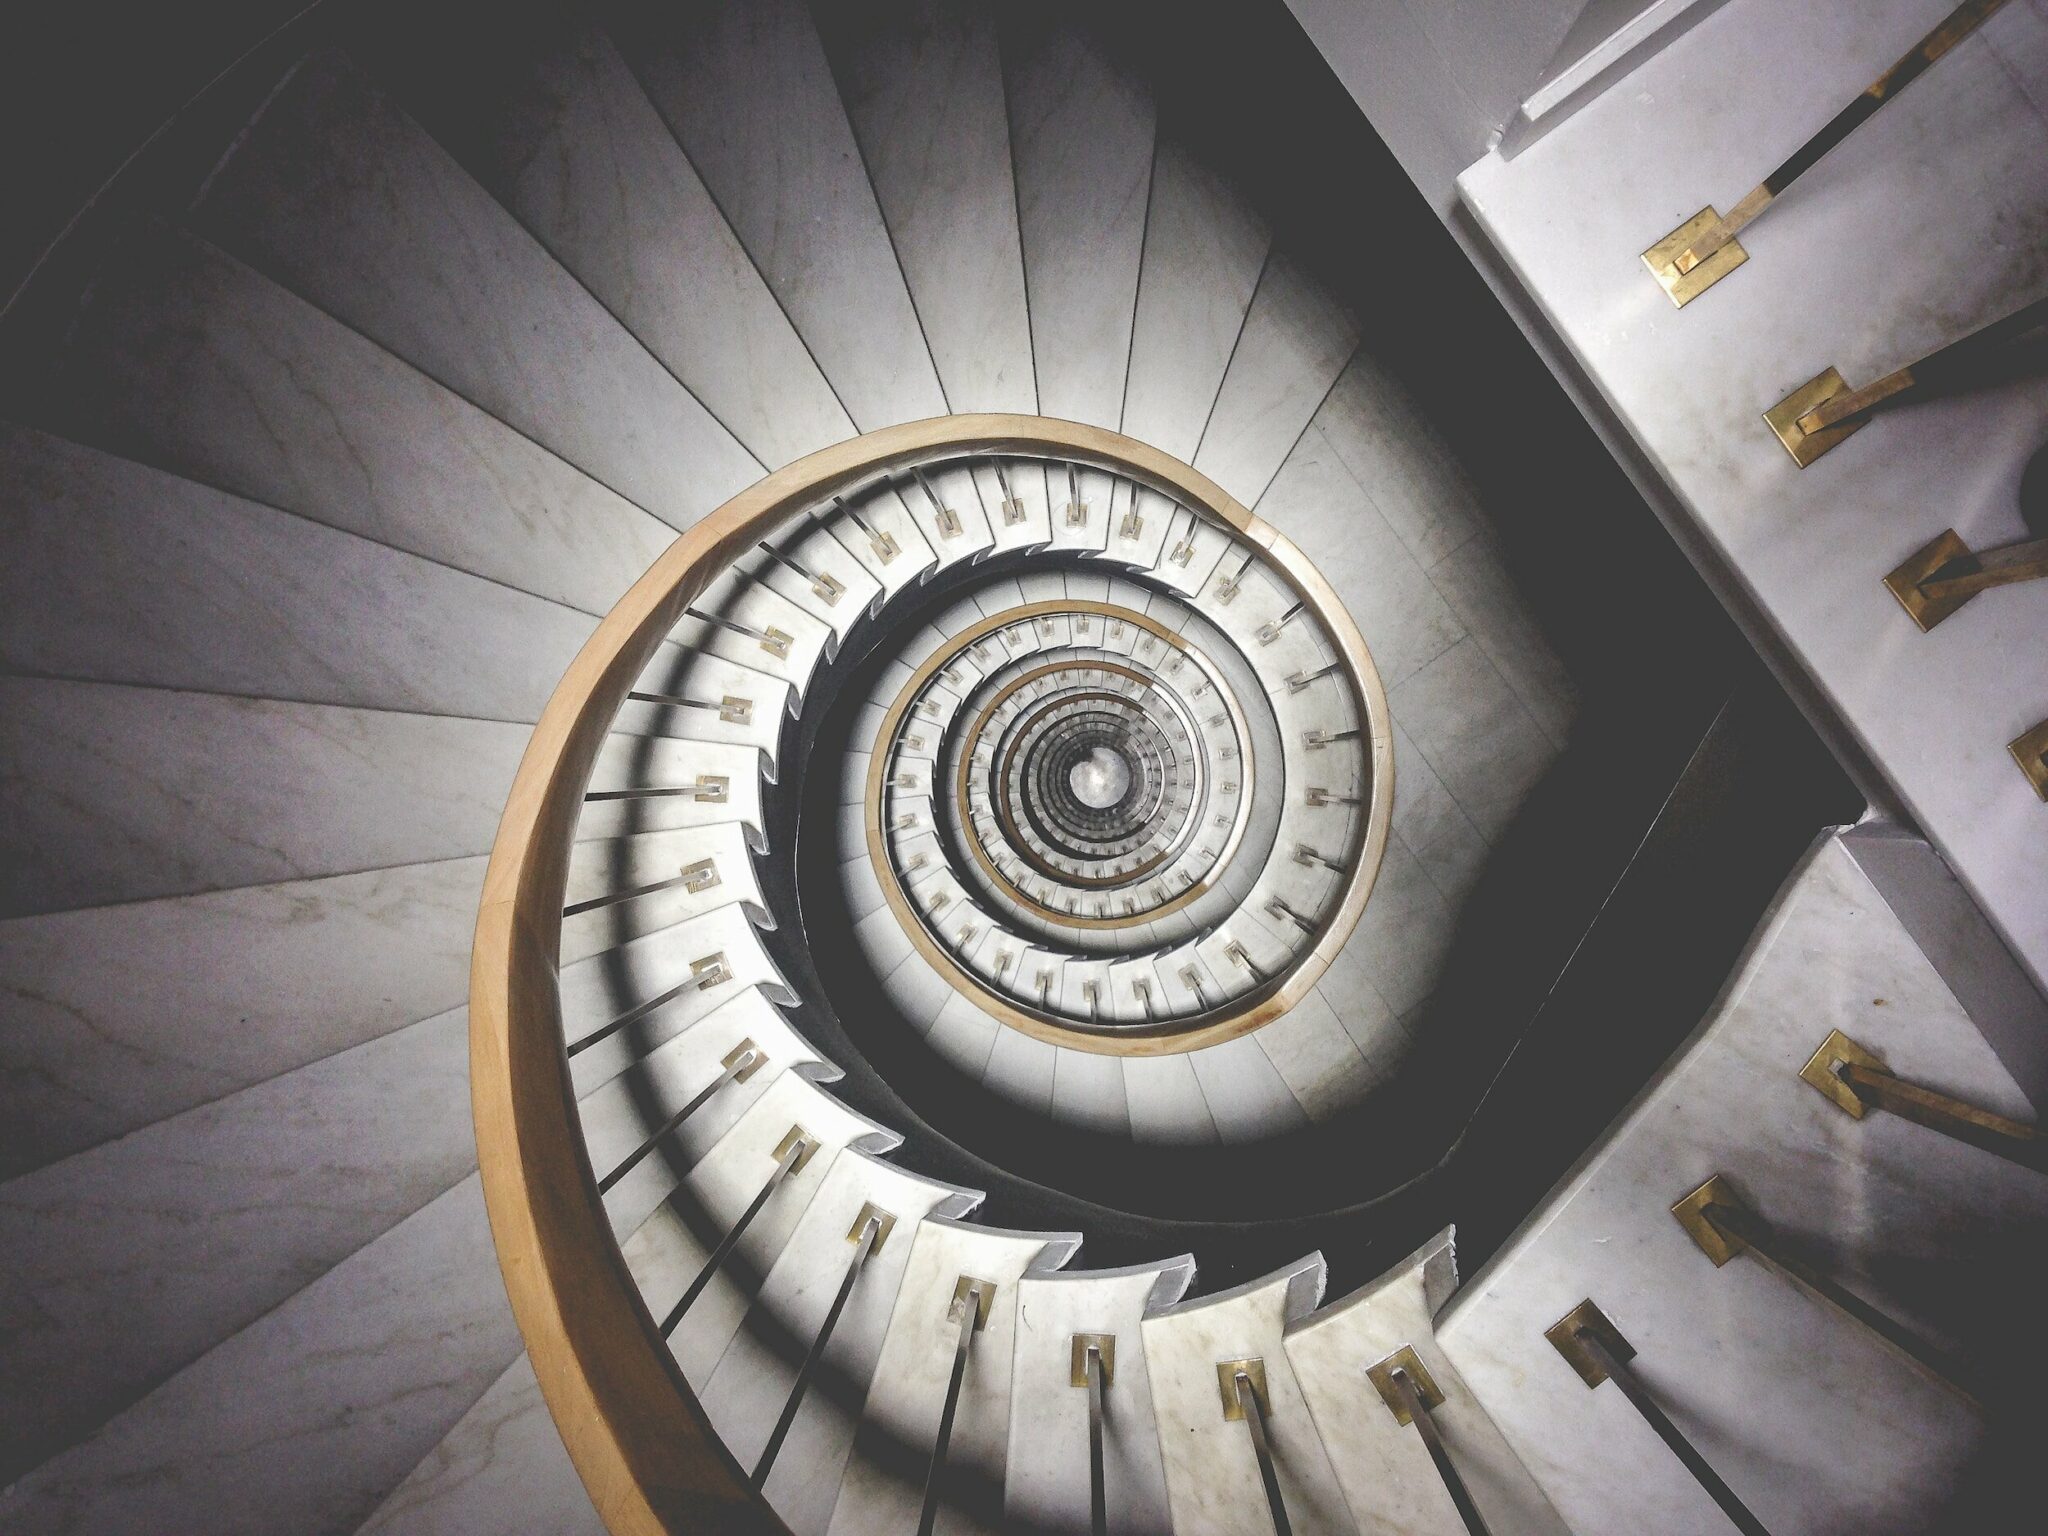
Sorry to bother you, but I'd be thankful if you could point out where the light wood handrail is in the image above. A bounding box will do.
[469,415,1391,1533]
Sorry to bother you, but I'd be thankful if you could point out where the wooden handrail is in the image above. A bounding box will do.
[468,415,1391,1533]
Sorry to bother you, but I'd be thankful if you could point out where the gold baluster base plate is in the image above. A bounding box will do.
[1643,206,1749,307]
[1217,1357,1268,1419]
[1365,1344,1445,1425]
[2010,718,2048,800]
[1671,1173,1744,1266]
[1765,367,1867,466]
[1799,1029,1885,1118]
[1884,529,1975,630]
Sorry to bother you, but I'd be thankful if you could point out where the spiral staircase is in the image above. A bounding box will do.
[3,2,2044,1533]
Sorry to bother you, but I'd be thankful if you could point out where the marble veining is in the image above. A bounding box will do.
[192,51,760,530]
[628,0,948,432]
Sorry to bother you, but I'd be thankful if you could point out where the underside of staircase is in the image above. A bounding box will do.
[2,2,2042,1534]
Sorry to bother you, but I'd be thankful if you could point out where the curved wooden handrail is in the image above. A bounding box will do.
[469,415,1391,1533]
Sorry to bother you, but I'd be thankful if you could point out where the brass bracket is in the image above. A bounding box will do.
[1765,368,1866,466]
[1799,1029,1885,1118]
[950,1274,995,1330]
[1071,1333,1116,1388]
[770,1125,820,1176]
[1217,1357,1270,1420]
[718,695,753,725]
[1365,1344,1446,1425]
[721,1038,766,1082]
[1544,1298,1636,1388]
[2011,719,2048,801]
[847,1201,895,1253]
[1671,1173,1747,1266]
[1643,206,1749,307]
[679,858,720,894]
[1883,529,1974,630]
[691,952,731,989]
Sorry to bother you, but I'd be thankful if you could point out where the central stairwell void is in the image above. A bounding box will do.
[2,1,2040,1534]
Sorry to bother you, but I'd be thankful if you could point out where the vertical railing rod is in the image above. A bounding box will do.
[597,1047,758,1196]
[918,1278,988,1536]
[1573,1325,1773,1536]
[1387,1367,1493,1536]
[660,1131,811,1335]
[752,1210,884,1487]
[1084,1342,1108,1536]
[1234,1370,1293,1536]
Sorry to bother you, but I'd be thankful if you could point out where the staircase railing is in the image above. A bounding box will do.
[468,414,1389,1535]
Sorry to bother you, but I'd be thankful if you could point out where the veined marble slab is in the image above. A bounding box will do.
[1457,0,2048,990]
[0,1003,474,1486]
[0,856,484,1177]
[828,1218,1079,1536]
[704,1152,983,1536]
[0,679,530,917]
[626,0,948,432]
[1121,137,1271,461]
[1437,834,2048,1534]
[191,51,760,530]
[49,226,676,615]
[820,0,1036,416]
[0,1174,518,1536]
[0,426,598,722]
[1193,254,1359,508]
[357,1353,606,1536]
[1004,1258,1196,1536]
[1002,13,1155,431]
[465,25,853,469]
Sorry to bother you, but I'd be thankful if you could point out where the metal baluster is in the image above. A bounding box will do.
[1802,1030,2047,1172]
[1218,1360,1291,1536]
[659,1128,814,1335]
[918,1276,992,1536]
[752,1205,893,1487]
[1072,1335,1115,1536]
[597,1044,762,1196]
[1366,1346,1492,1536]
[1673,1174,1983,1405]
[1546,1300,1772,1536]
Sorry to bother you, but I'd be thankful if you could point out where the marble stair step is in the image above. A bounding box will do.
[1285,1228,1571,1536]
[1004,1257,1197,1535]
[189,49,759,531]
[619,1072,900,1388]
[45,224,675,615]
[1140,1253,1352,1534]
[620,0,948,433]
[703,1151,984,1536]
[354,1352,606,1536]
[1435,833,2048,1536]
[385,16,854,470]
[826,1218,1081,1536]
[999,10,1154,431]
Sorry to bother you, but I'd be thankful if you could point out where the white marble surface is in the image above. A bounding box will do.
[357,1353,606,1536]
[1121,1053,1221,1145]
[0,679,529,917]
[1121,138,1271,461]
[628,0,948,432]
[1002,16,1155,430]
[0,426,597,722]
[51,226,675,615]
[1285,1229,1571,1536]
[828,1218,1078,1536]
[821,0,1036,416]
[0,1174,517,1536]
[1005,1258,1195,1536]
[191,51,760,531]
[0,855,484,1176]
[622,1071,898,1387]
[1438,835,2047,1534]
[704,1152,982,1536]
[1193,253,1360,508]
[480,26,853,469]
[1140,1255,1353,1536]
[0,1003,474,1485]
[1457,0,2048,990]
[1186,1034,1311,1143]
